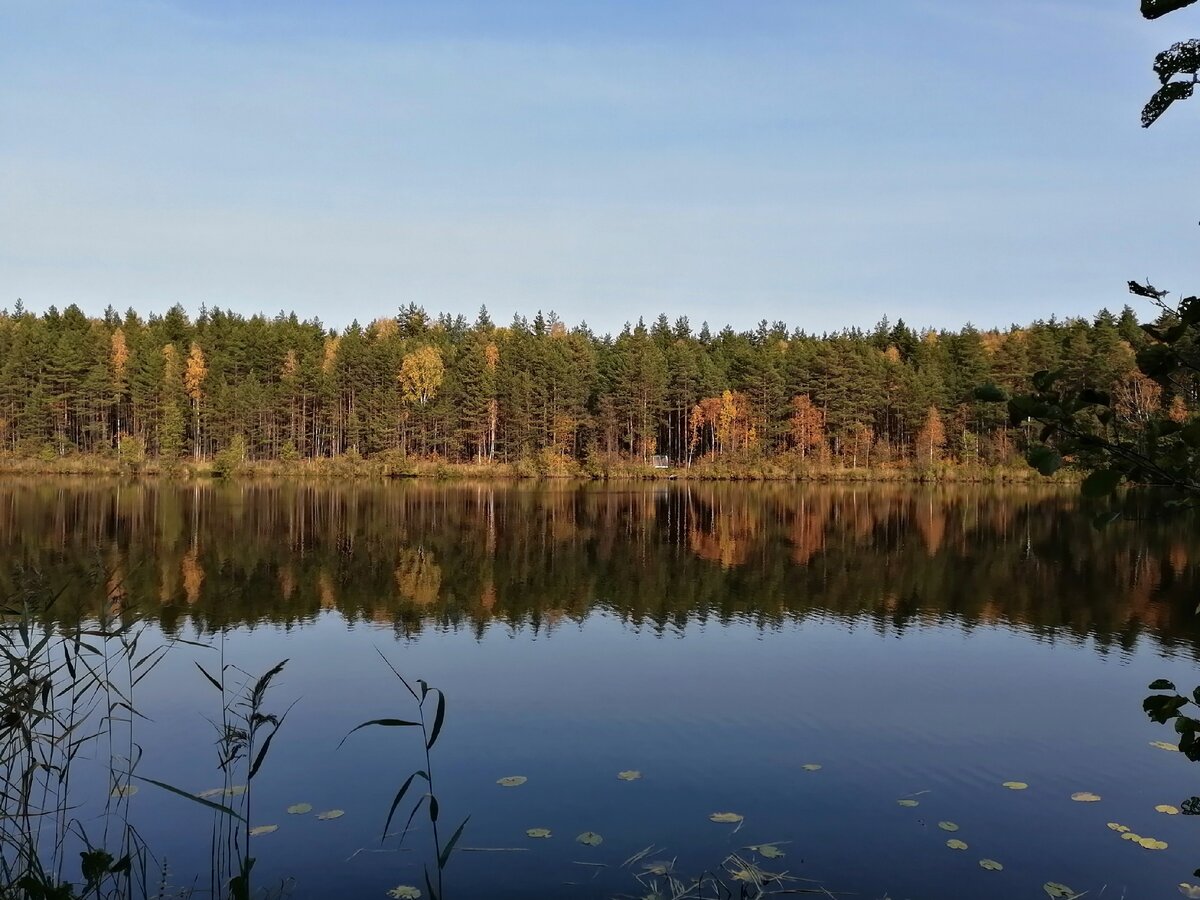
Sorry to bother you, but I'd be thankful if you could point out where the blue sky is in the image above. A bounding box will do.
[1,0,1197,334]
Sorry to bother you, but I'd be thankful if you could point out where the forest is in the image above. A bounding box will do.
[0,300,1182,476]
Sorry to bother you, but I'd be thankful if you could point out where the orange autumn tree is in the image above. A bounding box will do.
[788,394,826,460]
[690,390,757,457]
[914,406,947,466]
[184,343,207,459]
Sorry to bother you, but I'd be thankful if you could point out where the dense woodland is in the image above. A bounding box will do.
[0,300,1185,472]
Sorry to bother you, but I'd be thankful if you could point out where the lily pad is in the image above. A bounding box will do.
[1179,884,1200,899]
[1138,837,1169,850]
[643,861,674,876]
[937,821,959,832]
[1151,741,1180,752]
[1044,883,1078,899]
[1070,791,1101,803]
[287,803,312,815]
[979,859,1004,871]
[896,799,920,808]
[1156,804,1180,815]
[196,785,245,799]
[1106,822,1130,832]
[316,809,344,820]
[525,828,552,839]
[802,764,822,772]
[1002,781,1028,791]
[110,784,137,798]
[496,776,527,787]
[249,825,277,836]
[756,844,785,859]
[709,812,744,824]
[1121,832,1143,842]
[575,831,603,846]
[617,770,641,781]
[946,839,968,851]
[387,887,421,900]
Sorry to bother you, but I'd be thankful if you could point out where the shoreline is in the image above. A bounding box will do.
[0,454,1076,485]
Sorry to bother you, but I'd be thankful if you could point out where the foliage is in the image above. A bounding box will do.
[1139,0,1200,125]
[0,301,1167,474]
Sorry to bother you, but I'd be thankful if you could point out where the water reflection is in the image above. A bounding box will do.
[0,480,1196,656]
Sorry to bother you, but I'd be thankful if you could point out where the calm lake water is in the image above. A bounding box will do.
[4,480,1200,899]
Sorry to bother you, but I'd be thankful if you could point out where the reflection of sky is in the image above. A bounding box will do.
[111,611,1199,898]
[3,1,1198,333]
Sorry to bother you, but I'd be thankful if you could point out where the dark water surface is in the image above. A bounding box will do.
[4,480,1200,899]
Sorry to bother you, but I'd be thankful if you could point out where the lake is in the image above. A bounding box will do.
[2,480,1199,899]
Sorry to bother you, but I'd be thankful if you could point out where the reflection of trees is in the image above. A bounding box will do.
[0,479,1198,656]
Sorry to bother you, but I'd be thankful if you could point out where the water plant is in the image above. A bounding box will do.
[340,651,468,900]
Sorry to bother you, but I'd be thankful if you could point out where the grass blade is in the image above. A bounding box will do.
[338,719,421,750]
[382,770,429,842]
[133,775,246,821]
[438,816,470,869]
[426,691,445,751]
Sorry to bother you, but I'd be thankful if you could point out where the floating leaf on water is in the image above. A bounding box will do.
[709,812,744,824]
[946,839,968,850]
[1071,792,1101,803]
[643,861,674,876]
[802,764,822,772]
[387,887,421,900]
[110,785,137,798]
[525,828,552,839]
[938,821,959,832]
[1157,804,1181,815]
[249,825,277,836]
[1106,822,1130,832]
[1151,741,1181,752]
[196,788,225,799]
[1138,837,1169,850]
[1179,884,1200,899]
[979,859,1004,871]
[1121,832,1143,842]
[896,799,920,808]
[576,831,603,846]
[1044,883,1080,899]
[287,803,312,815]
[496,776,527,787]
[316,809,344,820]
[756,844,785,859]
[1002,781,1029,791]
[617,771,642,781]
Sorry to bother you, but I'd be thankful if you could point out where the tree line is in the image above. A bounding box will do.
[0,299,1183,471]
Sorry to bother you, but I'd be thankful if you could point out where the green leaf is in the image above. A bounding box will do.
[1027,446,1062,477]
[338,719,421,749]
[438,816,470,869]
[974,384,1008,403]
[1151,679,1178,691]
[1145,694,1189,724]
[1081,469,1122,498]
[383,770,429,841]
[426,690,446,751]
[132,775,245,822]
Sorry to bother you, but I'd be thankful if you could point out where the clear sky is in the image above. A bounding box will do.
[1,0,1197,335]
